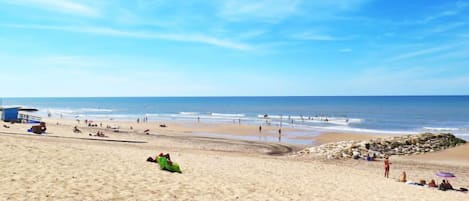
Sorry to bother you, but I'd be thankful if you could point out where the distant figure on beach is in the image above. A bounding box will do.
[73,126,81,133]
[238,118,241,125]
[398,171,406,182]
[278,128,282,142]
[259,125,262,133]
[384,156,391,178]
[197,116,200,123]
[137,118,140,124]
[428,179,437,188]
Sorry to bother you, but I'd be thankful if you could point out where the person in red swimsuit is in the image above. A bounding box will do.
[384,156,391,178]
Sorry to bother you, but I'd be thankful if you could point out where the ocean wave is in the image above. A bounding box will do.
[47,108,75,114]
[44,108,114,114]
[422,127,461,131]
[302,125,418,135]
[257,114,363,126]
[79,108,114,112]
[210,113,245,117]
[1,105,27,108]
[179,112,200,115]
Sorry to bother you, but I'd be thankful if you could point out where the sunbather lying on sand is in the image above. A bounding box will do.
[147,153,171,163]
[89,131,107,137]
[428,180,437,188]
[73,126,82,133]
[146,153,181,173]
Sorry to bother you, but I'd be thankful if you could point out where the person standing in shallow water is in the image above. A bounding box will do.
[384,156,391,178]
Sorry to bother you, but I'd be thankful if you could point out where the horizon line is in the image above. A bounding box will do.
[1,95,469,99]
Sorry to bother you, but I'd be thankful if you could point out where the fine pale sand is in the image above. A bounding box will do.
[0,119,468,201]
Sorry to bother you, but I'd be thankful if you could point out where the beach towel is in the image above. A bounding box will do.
[157,156,182,173]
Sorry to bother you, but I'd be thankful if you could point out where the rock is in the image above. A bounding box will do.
[299,133,465,159]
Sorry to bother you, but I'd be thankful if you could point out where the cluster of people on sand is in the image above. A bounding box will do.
[385,157,468,192]
[398,172,466,192]
[87,123,99,127]
[89,131,107,137]
[137,116,149,124]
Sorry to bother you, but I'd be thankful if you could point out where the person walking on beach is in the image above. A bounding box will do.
[278,128,282,142]
[259,125,262,133]
[384,156,391,178]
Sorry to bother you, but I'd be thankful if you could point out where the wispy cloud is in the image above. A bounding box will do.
[423,1,469,22]
[218,0,301,23]
[1,24,252,50]
[1,0,99,17]
[389,44,459,61]
[217,0,371,23]
[292,31,341,41]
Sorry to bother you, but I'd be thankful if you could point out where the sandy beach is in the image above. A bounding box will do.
[1,119,468,201]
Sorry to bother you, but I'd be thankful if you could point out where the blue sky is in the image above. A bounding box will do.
[0,0,468,97]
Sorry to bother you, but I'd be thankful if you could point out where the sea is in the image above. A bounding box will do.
[2,96,469,141]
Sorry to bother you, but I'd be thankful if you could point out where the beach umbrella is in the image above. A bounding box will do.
[436,171,456,178]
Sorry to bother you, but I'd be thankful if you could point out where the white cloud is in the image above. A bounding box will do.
[1,24,252,51]
[2,0,99,17]
[292,31,339,41]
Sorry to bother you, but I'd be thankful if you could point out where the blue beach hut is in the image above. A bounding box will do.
[1,107,20,122]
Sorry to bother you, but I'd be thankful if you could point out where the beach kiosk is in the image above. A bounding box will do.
[1,107,20,122]
[1,107,40,123]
